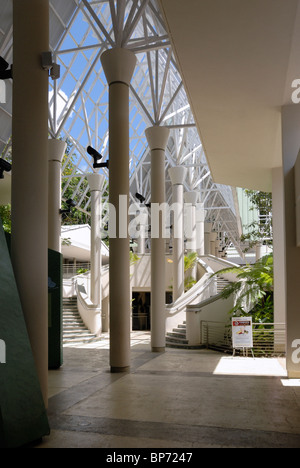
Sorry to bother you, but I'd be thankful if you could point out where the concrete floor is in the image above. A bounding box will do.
[37,332,300,448]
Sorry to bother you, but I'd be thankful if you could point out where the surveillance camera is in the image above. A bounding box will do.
[0,158,12,179]
[87,146,103,162]
[135,193,146,204]
[66,199,77,208]
[59,199,77,216]
[0,57,9,73]
[0,56,12,80]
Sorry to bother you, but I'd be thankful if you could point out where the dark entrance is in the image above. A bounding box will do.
[132,292,151,331]
[132,292,173,331]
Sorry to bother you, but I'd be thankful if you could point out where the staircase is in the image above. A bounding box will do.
[166,321,204,349]
[216,276,231,294]
[166,275,231,349]
[63,298,101,345]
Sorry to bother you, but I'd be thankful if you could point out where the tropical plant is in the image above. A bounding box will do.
[130,251,140,267]
[0,204,11,233]
[241,190,273,252]
[213,254,274,322]
[184,251,198,292]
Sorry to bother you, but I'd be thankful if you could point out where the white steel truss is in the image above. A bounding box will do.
[0,0,245,256]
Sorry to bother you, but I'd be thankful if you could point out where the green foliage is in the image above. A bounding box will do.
[213,254,274,322]
[241,190,273,252]
[76,268,89,275]
[184,251,198,292]
[0,205,11,233]
[130,251,140,267]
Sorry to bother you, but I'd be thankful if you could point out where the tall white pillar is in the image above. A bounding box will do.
[215,239,221,258]
[196,203,206,256]
[281,104,300,378]
[87,173,106,308]
[11,0,49,405]
[210,231,218,256]
[272,167,286,353]
[169,166,187,301]
[101,48,137,373]
[204,222,212,255]
[146,126,170,353]
[48,139,67,253]
[184,191,198,251]
[137,209,148,255]
[184,191,198,280]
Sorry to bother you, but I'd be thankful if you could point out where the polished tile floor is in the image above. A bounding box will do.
[37,332,300,448]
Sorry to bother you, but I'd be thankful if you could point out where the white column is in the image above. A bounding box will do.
[137,210,148,255]
[184,191,198,252]
[11,0,49,405]
[48,139,67,253]
[169,166,187,301]
[281,104,300,378]
[210,231,218,256]
[196,203,206,256]
[146,126,170,353]
[272,167,286,353]
[87,173,106,308]
[204,222,212,255]
[215,239,221,258]
[101,48,137,373]
[184,191,198,280]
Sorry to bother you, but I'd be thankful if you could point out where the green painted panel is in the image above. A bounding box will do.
[0,218,50,447]
[48,249,63,369]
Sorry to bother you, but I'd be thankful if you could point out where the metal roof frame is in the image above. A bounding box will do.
[0,0,245,257]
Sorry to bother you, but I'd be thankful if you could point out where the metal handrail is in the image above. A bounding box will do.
[201,321,286,356]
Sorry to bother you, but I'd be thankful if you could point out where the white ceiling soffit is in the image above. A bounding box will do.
[158,0,300,191]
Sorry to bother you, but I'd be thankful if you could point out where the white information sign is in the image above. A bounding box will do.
[232,317,253,349]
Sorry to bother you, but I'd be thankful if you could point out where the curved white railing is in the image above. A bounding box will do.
[74,265,110,336]
[166,256,238,338]
[165,258,217,333]
[75,276,101,336]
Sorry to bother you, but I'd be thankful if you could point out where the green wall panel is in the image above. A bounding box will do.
[48,249,63,369]
[0,219,50,447]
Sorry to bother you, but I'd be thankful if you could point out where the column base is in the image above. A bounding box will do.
[152,347,165,353]
[111,366,130,374]
[287,370,300,379]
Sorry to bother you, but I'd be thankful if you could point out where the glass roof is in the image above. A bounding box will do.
[0,0,244,256]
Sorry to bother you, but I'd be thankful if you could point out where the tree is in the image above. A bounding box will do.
[241,190,273,252]
[214,253,274,322]
[61,140,91,226]
[0,204,11,233]
[184,252,198,292]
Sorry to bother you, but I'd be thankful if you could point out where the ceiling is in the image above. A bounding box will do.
[159,0,300,191]
[0,0,258,255]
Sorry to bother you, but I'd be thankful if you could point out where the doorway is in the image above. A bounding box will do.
[132,292,173,331]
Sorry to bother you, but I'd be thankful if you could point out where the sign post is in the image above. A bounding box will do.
[232,317,254,357]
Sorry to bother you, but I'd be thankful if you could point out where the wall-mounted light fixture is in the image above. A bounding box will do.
[59,199,76,216]
[87,146,109,169]
[0,57,12,80]
[0,158,12,179]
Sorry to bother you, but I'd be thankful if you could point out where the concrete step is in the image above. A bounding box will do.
[166,342,205,350]
[62,296,98,344]
[172,327,187,334]
[166,320,204,350]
